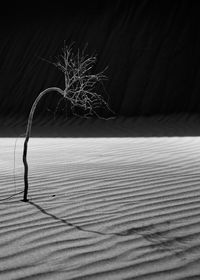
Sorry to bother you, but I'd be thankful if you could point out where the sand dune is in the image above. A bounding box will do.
[0,137,200,279]
[1,114,200,137]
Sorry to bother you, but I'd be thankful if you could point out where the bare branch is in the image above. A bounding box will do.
[42,43,115,119]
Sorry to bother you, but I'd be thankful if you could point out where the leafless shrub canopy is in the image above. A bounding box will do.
[45,43,114,118]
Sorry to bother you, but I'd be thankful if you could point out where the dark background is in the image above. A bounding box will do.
[0,0,199,123]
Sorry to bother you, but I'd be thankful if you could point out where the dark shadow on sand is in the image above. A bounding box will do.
[28,200,187,260]
[28,200,150,238]
[28,200,117,236]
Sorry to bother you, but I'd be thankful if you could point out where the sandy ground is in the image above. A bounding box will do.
[1,114,200,137]
[0,137,200,279]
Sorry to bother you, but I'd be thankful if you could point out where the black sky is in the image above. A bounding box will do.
[1,0,200,119]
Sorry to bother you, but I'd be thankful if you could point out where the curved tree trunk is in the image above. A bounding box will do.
[22,87,64,202]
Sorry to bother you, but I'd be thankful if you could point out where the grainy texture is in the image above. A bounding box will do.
[0,137,200,279]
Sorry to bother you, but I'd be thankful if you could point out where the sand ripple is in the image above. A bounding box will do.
[0,137,200,279]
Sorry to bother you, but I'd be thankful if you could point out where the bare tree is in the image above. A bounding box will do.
[22,43,114,202]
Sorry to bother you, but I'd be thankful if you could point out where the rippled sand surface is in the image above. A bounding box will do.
[0,137,200,279]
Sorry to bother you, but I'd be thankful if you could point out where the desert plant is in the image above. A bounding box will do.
[22,43,114,202]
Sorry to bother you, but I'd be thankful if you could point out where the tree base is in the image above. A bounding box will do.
[21,199,29,202]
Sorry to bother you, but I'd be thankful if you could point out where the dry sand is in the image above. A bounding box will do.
[0,136,200,279]
[1,114,200,137]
